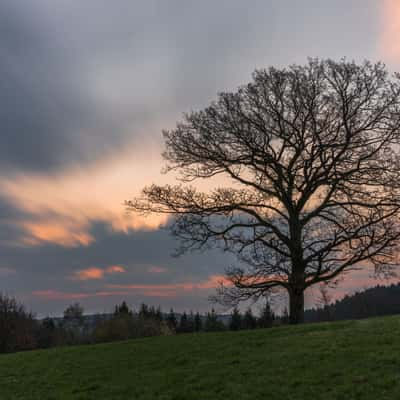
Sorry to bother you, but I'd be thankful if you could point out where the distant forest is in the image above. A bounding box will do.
[2,283,400,354]
[305,283,400,323]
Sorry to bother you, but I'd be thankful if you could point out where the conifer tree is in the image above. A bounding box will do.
[194,312,202,332]
[166,308,177,331]
[242,308,257,330]
[229,307,242,331]
[258,300,274,328]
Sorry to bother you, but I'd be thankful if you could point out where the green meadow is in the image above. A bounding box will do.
[1,315,400,399]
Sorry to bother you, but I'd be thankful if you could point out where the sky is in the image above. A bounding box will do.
[1,0,400,316]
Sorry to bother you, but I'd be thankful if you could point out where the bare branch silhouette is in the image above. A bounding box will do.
[128,59,400,324]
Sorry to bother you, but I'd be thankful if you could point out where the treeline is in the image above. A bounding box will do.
[0,295,276,354]
[3,283,399,354]
[305,283,400,322]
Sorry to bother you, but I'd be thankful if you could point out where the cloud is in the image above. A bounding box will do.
[107,265,126,274]
[73,265,126,281]
[34,274,228,302]
[32,290,132,301]
[0,148,170,247]
[0,0,269,174]
[107,274,228,292]
[20,219,94,248]
[0,0,383,251]
[0,0,379,175]
[0,0,388,316]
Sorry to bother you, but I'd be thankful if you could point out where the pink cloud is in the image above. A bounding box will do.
[106,265,126,274]
[73,265,126,281]
[74,267,105,280]
[0,147,170,248]
[20,220,94,248]
[107,274,230,293]
[32,289,131,300]
[35,274,231,302]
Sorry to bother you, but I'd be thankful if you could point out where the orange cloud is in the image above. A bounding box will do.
[0,144,170,248]
[73,265,126,280]
[20,220,94,247]
[379,0,400,62]
[107,274,230,292]
[34,274,230,301]
[106,265,126,273]
[74,267,105,280]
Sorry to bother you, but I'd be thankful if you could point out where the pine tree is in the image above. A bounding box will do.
[155,306,163,322]
[139,303,149,319]
[229,307,242,331]
[187,311,195,333]
[258,299,274,328]
[281,307,289,325]
[166,308,177,331]
[194,312,202,332]
[204,308,225,332]
[178,312,189,333]
[114,301,132,317]
[148,305,157,319]
[242,307,257,330]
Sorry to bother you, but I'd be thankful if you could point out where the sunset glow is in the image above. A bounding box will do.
[1,0,398,317]
[379,0,400,62]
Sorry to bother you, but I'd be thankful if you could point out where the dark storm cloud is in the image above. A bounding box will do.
[0,0,378,173]
[0,195,30,245]
[0,0,384,315]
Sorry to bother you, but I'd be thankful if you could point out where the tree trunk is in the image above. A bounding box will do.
[289,288,304,324]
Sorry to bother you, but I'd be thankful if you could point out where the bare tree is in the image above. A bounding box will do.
[128,59,400,324]
[0,293,37,353]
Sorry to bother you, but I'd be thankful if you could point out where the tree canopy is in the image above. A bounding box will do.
[129,59,400,324]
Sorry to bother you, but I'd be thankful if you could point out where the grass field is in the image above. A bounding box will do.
[1,315,400,399]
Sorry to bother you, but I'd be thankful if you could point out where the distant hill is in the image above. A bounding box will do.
[305,283,400,322]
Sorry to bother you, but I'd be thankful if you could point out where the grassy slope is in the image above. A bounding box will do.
[1,316,400,400]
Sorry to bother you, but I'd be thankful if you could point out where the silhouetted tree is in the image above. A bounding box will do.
[281,307,290,325]
[194,311,202,332]
[187,311,195,332]
[155,306,163,322]
[229,307,242,331]
[114,301,133,317]
[138,303,149,319]
[242,308,257,330]
[129,59,400,324]
[178,312,189,333]
[63,303,84,322]
[166,308,177,331]
[0,293,37,353]
[258,299,275,328]
[37,317,57,348]
[204,308,225,332]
